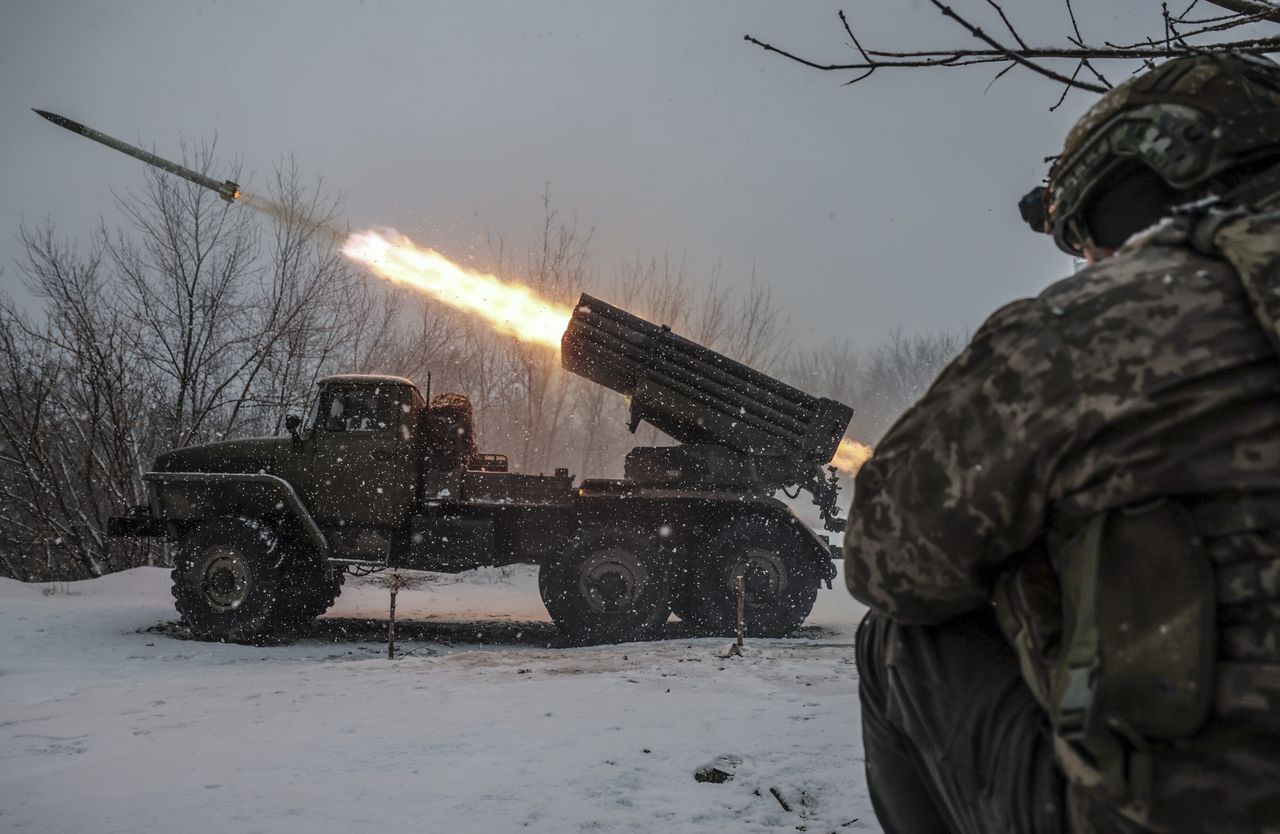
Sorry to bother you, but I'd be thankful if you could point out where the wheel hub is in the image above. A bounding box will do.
[580,547,648,613]
[198,548,251,612]
[729,549,787,606]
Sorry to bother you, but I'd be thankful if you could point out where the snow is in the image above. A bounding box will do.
[0,567,879,834]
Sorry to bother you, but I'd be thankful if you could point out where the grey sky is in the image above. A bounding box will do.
[2,1,1159,348]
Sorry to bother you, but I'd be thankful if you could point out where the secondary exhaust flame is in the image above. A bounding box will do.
[831,438,874,476]
[341,229,574,349]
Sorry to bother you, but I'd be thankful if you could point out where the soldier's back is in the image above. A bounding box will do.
[1035,222,1280,833]
[1038,224,1280,517]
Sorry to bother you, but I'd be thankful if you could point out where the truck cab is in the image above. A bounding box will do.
[285,375,525,566]
[297,375,422,536]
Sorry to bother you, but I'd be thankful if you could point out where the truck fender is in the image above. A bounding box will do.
[142,471,329,556]
[755,507,840,584]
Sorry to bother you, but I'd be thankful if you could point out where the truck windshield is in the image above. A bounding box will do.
[325,386,403,433]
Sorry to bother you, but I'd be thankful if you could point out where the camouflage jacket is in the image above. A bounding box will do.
[844,213,1280,833]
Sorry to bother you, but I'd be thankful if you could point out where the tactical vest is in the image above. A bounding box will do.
[995,180,1280,813]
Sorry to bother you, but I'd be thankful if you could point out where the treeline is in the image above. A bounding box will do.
[0,157,961,582]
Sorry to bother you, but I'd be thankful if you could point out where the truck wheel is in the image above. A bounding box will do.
[170,518,283,643]
[683,518,819,637]
[539,527,671,644]
[271,548,344,633]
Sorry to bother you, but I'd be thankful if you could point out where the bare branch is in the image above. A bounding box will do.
[745,2,1280,97]
[838,10,874,63]
[985,0,1030,50]
[984,60,1017,93]
[927,1,1107,93]
[1050,60,1088,111]
[1064,0,1086,46]
[1202,0,1280,23]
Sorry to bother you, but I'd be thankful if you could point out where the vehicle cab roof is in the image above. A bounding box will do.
[318,373,419,390]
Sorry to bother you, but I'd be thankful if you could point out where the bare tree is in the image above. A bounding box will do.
[788,338,862,407]
[0,231,153,579]
[0,151,369,581]
[860,327,966,440]
[721,270,791,374]
[747,1,1280,108]
[497,191,593,473]
[566,255,662,476]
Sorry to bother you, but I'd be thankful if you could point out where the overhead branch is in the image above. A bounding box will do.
[926,0,1105,93]
[1203,0,1280,23]
[745,0,1280,100]
[743,35,1280,70]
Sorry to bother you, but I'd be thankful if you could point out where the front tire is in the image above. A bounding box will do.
[171,518,284,643]
[270,548,345,634]
[539,527,671,644]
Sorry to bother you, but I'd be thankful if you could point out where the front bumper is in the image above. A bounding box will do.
[107,505,166,538]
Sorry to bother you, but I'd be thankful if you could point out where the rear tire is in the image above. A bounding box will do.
[171,518,284,644]
[679,517,820,637]
[539,527,671,644]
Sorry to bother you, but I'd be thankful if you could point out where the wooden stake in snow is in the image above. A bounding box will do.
[387,570,402,660]
[723,574,746,658]
[769,786,793,812]
[736,573,746,649]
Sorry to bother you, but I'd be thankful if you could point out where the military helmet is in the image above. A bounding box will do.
[1026,53,1280,255]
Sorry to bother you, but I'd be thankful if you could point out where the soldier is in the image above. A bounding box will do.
[845,53,1280,834]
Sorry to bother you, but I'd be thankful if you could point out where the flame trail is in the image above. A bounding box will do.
[339,226,876,471]
[341,229,573,349]
[831,438,874,476]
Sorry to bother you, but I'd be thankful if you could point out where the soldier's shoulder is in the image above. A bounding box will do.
[1038,229,1229,317]
[964,295,1055,359]
[1213,207,1280,264]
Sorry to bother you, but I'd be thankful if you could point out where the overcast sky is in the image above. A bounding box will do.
[2,1,1169,349]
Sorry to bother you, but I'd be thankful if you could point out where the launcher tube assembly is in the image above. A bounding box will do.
[561,293,854,531]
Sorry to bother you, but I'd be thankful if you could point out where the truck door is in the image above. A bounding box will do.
[307,382,416,530]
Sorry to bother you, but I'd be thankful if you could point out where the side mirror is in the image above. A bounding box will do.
[285,414,302,441]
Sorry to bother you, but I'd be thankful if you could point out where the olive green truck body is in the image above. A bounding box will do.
[109,295,853,644]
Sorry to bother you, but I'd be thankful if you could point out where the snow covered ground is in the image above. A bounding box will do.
[0,566,879,834]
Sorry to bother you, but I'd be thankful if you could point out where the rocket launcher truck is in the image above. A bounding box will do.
[109,294,854,644]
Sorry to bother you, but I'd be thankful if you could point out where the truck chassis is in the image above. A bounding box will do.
[110,295,851,644]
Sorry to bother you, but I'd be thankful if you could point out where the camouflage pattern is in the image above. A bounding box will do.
[1215,208,1280,356]
[844,213,1280,832]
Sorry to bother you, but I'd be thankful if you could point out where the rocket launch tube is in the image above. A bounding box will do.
[561,293,853,467]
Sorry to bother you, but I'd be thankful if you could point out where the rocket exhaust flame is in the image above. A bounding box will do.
[341,229,573,349]
[831,438,874,476]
